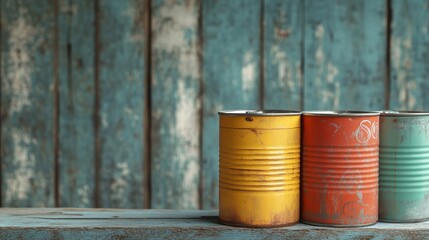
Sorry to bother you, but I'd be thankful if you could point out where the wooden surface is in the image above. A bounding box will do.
[390,0,429,110]
[1,0,429,209]
[1,0,55,207]
[303,0,386,110]
[151,0,201,209]
[58,0,95,208]
[263,0,303,109]
[0,209,429,239]
[98,0,146,208]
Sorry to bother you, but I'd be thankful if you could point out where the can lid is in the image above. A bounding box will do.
[378,110,429,117]
[218,110,301,116]
[302,110,380,117]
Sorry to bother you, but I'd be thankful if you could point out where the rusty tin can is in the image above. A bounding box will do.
[379,111,429,222]
[219,110,301,228]
[301,111,379,227]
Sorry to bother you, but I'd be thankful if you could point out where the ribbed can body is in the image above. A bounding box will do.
[379,113,429,222]
[219,111,300,227]
[302,112,379,226]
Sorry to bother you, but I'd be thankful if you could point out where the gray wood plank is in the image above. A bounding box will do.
[263,0,303,109]
[98,0,146,208]
[303,0,386,110]
[390,0,429,110]
[58,0,95,207]
[151,0,201,209]
[202,0,261,209]
[0,0,55,207]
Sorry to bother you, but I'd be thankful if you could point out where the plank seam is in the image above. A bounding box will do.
[0,0,2,208]
[197,0,204,210]
[300,0,305,110]
[385,0,392,109]
[259,0,265,109]
[53,0,60,208]
[94,0,101,208]
[143,0,152,209]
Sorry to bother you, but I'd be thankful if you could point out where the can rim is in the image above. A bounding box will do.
[377,110,429,116]
[218,110,301,116]
[302,110,380,116]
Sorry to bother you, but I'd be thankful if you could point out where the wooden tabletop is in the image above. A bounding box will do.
[1,208,429,239]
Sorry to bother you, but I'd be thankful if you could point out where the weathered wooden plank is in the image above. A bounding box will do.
[58,0,95,207]
[390,0,429,110]
[98,0,145,208]
[263,0,303,109]
[0,0,55,207]
[304,0,386,110]
[202,0,261,209]
[1,209,429,239]
[151,0,201,209]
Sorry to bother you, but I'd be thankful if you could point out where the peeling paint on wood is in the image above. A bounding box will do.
[263,0,302,109]
[304,0,386,110]
[151,0,201,209]
[390,0,429,110]
[202,0,261,209]
[58,0,95,207]
[98,0,145,208]
[1,0,55,207]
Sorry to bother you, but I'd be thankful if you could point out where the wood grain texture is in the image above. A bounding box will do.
[202,0,261,209]
[98,0,146,208]
[1,209,429,239]
[263,0,303,109]
[58,0,95,207]
[304,0,386,110]
[390,0,429,110]
[0,0,55,207]
[151,0,201,209]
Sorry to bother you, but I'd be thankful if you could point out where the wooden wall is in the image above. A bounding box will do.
[1,0,428,209]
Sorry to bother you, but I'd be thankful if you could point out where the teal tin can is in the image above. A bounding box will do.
[379,111,429,222]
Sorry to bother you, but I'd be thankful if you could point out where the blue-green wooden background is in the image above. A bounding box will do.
[0,0,428,209]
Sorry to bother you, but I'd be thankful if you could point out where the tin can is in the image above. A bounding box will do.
[219,110,301,227]
[301,111,379,227]
[379,111,429,222]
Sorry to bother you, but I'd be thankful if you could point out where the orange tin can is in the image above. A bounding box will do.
[301,111,379,227]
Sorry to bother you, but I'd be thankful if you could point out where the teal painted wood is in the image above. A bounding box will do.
[202,0,261,209]
[303,0,386,110]
[58,0,95,207]
[151,0,201,209]
[390,0,429,110]
[263,0,302,109]
[0,0,55,207]
[1,209,429,239]
[98,0,146,208]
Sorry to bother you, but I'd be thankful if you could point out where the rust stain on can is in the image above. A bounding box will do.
[218,110,301,228]
[301,111,379,227]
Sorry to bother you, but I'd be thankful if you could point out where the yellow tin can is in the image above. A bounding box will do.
[219,110,301,228]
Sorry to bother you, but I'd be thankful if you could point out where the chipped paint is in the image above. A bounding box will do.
[110,162,130,204]
[174,81,200,209]
[241,51,256,92]
[78,185,90,206]
[270,45,295,90]
[5,129,36,202]
[313,23,341,109]
[391,36,416,109]
[326,63,338,83]
[153,0,198,80]
[5,8,36,114]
